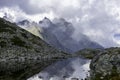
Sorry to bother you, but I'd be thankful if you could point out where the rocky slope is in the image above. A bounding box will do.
[0,18,69,80]
[89,47,120,80]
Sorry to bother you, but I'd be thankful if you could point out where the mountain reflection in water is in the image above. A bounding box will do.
[28,57,90,80]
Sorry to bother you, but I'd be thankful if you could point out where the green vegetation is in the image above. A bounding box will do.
[0,41,7,48]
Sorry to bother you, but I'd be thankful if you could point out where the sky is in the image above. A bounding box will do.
[0,0,120,47]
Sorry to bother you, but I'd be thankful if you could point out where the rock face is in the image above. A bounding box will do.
[0,18,69,80]
[90,47,120,80]
[39,17,103,53]
[17,20,43,39]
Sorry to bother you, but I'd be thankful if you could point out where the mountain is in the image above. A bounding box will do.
[39,17,103,53]
[3,15,103,53]
[1,17,119,80]
[17,19,70,54]
[17,20,43,39]
[0,18,69,80]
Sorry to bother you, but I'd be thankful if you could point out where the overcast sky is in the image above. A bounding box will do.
[0,0,120,47]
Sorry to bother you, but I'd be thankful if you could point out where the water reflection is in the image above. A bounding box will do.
[28,57,90,80]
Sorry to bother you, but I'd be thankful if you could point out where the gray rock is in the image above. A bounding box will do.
[90,47,120,80]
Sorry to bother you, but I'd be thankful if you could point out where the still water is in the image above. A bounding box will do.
[28,57,90,80]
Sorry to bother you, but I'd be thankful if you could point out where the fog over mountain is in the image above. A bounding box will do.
[0,0,120,48]
[39,17,103,53]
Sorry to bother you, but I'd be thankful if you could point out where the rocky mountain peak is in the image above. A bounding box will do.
[38,18,103,53]
[17,19,30,26]
[39,17,53,28]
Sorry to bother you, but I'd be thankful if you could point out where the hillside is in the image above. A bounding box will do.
[0,18,69,80]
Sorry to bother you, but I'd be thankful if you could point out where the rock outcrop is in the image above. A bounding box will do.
[90,47,120,80]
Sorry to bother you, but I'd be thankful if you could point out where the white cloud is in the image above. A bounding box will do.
[0,0,120,47]
[0,7,57,23]
[0,7,27,22]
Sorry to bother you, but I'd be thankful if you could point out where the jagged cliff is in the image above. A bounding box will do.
[39,18,103,53]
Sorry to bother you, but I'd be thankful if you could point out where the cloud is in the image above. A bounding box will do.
[0,7,57,22]
[0,0,120,47]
